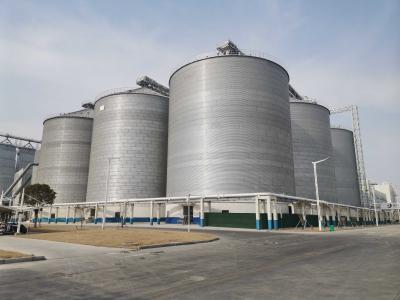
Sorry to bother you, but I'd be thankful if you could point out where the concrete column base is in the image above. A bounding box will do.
[256,219,261,230]
[268,220,273,230]
[273,220,279,229]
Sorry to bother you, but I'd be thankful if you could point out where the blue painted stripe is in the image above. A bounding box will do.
[256,219,261,230]
[268,220,273,230]
[273,220,279,229]
[166,217,182,224]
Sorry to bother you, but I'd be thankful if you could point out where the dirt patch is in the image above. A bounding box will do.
[20,225,217,249]
[0,250,30,259]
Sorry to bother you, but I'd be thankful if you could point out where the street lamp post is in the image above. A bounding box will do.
[370,184,379,227]
[102,157,120,230]
[312,157,330,232]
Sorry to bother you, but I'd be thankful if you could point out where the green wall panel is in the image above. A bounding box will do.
[204,213,269,229]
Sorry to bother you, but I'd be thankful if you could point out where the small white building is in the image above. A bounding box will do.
[374,182,397,204]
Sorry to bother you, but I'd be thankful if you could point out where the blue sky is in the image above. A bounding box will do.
[1,0,399,191]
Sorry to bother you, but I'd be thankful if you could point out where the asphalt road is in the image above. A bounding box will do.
[1,225,399,300]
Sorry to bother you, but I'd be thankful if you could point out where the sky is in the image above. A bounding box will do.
[1,0,399,192]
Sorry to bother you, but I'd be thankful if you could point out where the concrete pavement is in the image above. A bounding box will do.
[0,225,399,299]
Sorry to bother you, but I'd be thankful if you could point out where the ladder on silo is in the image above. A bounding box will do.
[330,105,369,208]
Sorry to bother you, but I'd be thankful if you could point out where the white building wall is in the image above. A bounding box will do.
[374,182,397,204]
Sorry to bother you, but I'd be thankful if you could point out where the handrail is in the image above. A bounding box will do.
[171,48,289,78]
[94,87,137,103]
[0,132,41,144]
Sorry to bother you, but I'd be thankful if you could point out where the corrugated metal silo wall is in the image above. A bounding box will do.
[0,144,18,193]
[36,117,93,203]
[0,144,35,193]
[85,91,169,202]
[290,101,337,202]
[331,128,361,206]
[31,149,40,184]
[167,55,295,196]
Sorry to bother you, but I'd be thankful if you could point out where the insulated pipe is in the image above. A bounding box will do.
[356,209,360,224]
[272,198,278,229]
[186,196,191,233]
[122,202,127,226]
[101,205,105,227]
[130,204,134,224]
[302,202,306,229]
[157,203,161,225]
[325,205,330,226]
[267,196,272,230]
[255,195,261,230]
[66,206,70,224]
[55,207,59,224]
[200,198,204,227]
[48,206,52,224]
[149,201,154,225]
[94,203,98,224]
[347,207,351,226]
[330,206,336,226]
[46,191,365,210]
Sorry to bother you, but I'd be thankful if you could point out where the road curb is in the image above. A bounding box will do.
[0,255,46,265]
[139,237,219,250]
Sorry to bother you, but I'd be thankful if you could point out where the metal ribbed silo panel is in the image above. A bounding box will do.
[167,55,295,197]
[331,128,361,206]
[36,116,93,203]
[0,144,35,193]
[31,149,40,184]
[290,101,337,202]
[85,89,169,202]
[0,144,17,193]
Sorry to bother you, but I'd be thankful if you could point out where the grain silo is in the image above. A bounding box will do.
[0,143,35,194]
[167,42,295,197]
[85,79,169,202]
[36,109,93,203]
[331,127,361,206]
[290,100,337,202]
[31,149,40,184]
